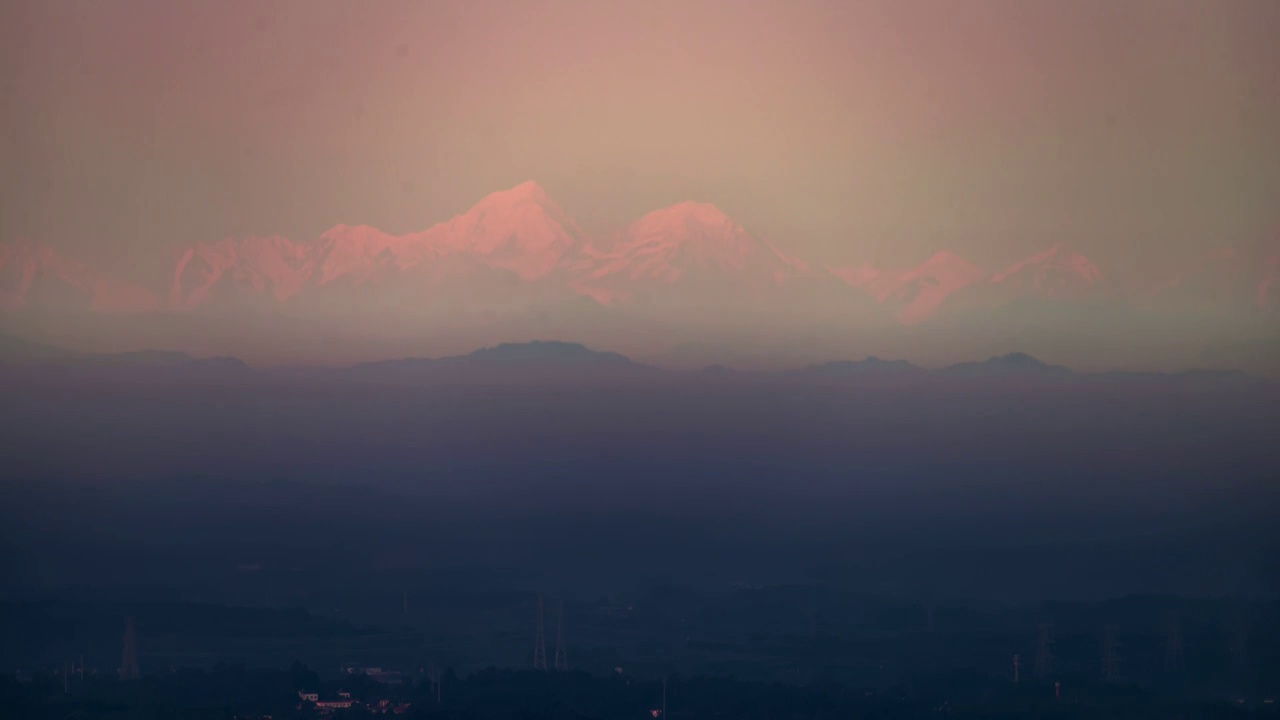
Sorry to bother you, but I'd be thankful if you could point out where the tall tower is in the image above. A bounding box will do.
[533,594,548,671]
[1035,624,1053,680]
[1165,613,1184,673]
[1012,654,1020,683]
[118,618,140,681]
[554,600,568,671]
[1102,625,1119,682]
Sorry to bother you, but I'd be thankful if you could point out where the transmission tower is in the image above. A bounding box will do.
[554,600,568,671]
[1102,625,1119,682]
[1165,613,1184,673]
[118,618,140,680]
[1012,653,1020,683]
[1035,623,1053,680]
[533,594,548,671]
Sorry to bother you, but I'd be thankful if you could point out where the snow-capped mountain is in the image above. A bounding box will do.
[1142,238,1280,315]
[575,201,810,305]
[1,239,161,313]
[417,180,589,282]
[828,244,1112,325]
[989,244,1105,299]
[2,183,1276,337]
[829,251,987,325]
[166,182,589,313]
[171,235,319,308]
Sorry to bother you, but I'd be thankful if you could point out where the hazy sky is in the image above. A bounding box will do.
[3,0,1278,282]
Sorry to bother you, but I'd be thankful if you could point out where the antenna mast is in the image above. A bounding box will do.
[533,594,548,671]
[118,618,140,681]
[554,600,568,671]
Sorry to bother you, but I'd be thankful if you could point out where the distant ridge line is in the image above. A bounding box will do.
[1,334,1270,384]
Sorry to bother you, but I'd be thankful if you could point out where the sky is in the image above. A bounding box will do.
[2,0,1279,283]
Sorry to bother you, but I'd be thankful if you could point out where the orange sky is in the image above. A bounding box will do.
[3,0,1278,283]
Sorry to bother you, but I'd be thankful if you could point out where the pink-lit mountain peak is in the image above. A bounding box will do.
[485,179,552,207]
[611,201,805,276]
[992,243,1103,287]
[572,201,811,301]
[919,250,982,272]
[880,250,986,292]
[861,249,988,325]
[427,181,588,280]
[171,234,320,307]
[314,224,414,285]
[637,201,735,230]
[2,238,161,313]
[445,181,576,241]
[621,202,767,258]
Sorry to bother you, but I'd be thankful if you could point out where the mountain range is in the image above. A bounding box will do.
[3,335,1270,394]
[2,181,1277,371]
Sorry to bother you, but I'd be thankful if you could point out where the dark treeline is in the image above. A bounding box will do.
[4,664,1276,720]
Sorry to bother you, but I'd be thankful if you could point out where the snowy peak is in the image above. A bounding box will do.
[314,224,412,285]
[904,251,987,286]
[630,201,735,234]
[830,250,987,325]
[827,262,882,289]
[1,239,160,313]
[828,244,1109,324]
[172,235,319,307]
[1143,237,1278,313]
[431,181,587,280]
[579,202,807,300]
[991,244,1103,294]
[7,183,1278,329]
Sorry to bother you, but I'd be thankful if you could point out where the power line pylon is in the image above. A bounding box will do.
[554,600,568,671]
[118,618,140,680]
[533,594,548,671]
